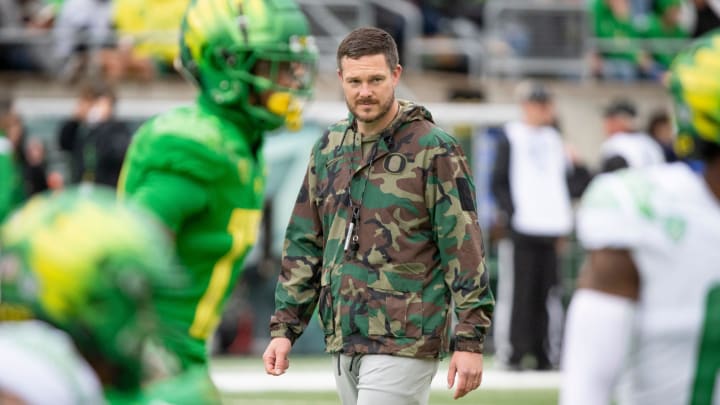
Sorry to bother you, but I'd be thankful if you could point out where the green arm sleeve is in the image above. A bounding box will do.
[127,170,208,233]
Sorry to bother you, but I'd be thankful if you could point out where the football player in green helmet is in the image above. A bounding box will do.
[118,0,317,372]
[0,187,222,404]
[668,30,720,162]
[177,0,317,132]
[560,30,720,405]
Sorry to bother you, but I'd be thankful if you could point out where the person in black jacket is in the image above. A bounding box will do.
[490,81,576,371]
[58,82,131,188]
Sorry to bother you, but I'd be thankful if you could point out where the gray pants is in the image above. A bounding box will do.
[332,354,439,405]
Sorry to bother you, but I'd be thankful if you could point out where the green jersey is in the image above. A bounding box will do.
[590,0,643,62]
[641,15,689,68]
[119,96,266,366]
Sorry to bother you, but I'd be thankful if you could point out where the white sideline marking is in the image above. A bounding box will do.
[211,368,561,392]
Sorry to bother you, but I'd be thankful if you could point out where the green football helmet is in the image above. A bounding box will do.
[0,186,176,389]
[668,29,720,158]
[178,0,317,131]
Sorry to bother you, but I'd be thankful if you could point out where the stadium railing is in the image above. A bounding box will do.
[483,0,591,79]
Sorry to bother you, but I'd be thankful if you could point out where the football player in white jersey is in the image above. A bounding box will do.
[560,30,720,405]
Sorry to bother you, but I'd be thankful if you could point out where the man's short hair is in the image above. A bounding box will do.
[77,80,116,104]
[604,99,637,118]
[336,27,399,72]
[514,81,552,104]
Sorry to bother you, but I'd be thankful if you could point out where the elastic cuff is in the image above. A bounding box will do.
[452,336,485,353]
[270,326,299,344]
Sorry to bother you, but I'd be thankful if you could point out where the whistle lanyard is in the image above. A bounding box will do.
[343,128,383,255]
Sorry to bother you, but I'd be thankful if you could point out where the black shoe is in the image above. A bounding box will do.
[502,361,524,372]
[535,361,555,371]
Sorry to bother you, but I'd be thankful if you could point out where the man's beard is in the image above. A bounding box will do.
[349,95,395,124]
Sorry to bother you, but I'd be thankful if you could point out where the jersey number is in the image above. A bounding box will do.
[691,285,720,405]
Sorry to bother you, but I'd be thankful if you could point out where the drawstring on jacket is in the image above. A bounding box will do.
[337,354,364,376]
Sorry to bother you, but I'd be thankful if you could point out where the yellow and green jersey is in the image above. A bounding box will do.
[119,95,265,367]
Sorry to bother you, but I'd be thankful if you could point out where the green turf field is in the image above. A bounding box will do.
[222,389,558,405]
[213,355,559,405]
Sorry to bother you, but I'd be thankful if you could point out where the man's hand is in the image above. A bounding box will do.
[447,351,484,399]
[262,337,292,376]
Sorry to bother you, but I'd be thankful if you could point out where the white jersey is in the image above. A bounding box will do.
[601,132,665,168]
[577,163,720,405]
[505,121,573,236]
[0,321,103,405]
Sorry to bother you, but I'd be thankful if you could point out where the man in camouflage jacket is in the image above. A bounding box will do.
[264,27,494,404]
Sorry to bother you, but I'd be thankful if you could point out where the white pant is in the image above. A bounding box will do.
[332,354,439,405]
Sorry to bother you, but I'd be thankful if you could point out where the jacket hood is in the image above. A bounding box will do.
[347,99,435,135]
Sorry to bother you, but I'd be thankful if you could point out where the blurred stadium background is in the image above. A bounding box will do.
[1,0,709,402]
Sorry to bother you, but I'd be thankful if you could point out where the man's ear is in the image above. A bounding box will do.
[392,64,403,85]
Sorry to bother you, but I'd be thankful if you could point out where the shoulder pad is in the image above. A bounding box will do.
[128,107,231,182]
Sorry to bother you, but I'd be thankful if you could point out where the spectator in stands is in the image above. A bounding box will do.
[52,0,114,82]
[641,0,689,76]
[408,0,486,73]
[690,0,720,37]
[0,0,55,72]
[647,108,678,162]
[20,137,49,196]
[590,0,655,80]
[0,96,24,223]
[491,81,573,372]
[58,81,131,187]
[0,93,48,198]
[600,98,665,172]
[411,0,444,36]
[99,0,188,82]
[630,0,653,17]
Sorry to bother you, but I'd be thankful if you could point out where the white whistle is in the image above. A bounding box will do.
[344,222,355,251]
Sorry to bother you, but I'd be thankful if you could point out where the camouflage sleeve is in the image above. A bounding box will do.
[427,139,494,353]
[269,148,323,343]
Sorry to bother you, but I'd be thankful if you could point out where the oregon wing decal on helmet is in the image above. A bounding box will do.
[179,0,318,131]
[0,186,176,389]
[669,30,720,158]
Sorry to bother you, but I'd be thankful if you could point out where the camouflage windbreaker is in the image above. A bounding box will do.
[270,100,494,358]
